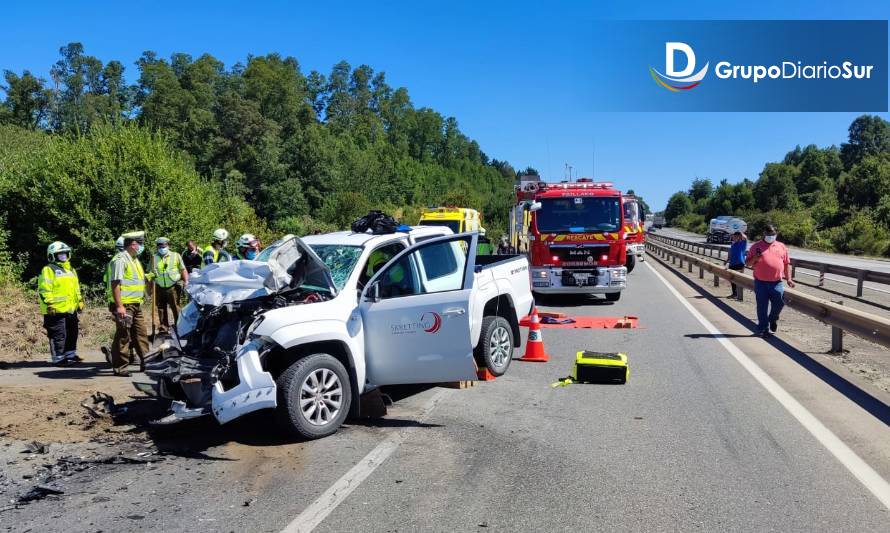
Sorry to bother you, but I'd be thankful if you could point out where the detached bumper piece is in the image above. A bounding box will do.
[573,351,628,384]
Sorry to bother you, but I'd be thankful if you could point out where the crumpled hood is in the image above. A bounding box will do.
[186,236,337,307]
[186,260,285,307]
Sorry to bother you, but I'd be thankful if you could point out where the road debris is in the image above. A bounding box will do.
[17,483,64,503]
[22,441,49,454]
[80,392,118,418]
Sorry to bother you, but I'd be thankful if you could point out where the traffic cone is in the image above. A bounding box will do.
[477,367,497,381]
[520,307,550,362]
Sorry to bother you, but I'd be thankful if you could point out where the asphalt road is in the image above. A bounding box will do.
[4,260,889,532]
[655,227,890,274]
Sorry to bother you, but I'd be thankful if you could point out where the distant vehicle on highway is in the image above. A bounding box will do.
[652,214,666,229]
[707,216,747,244]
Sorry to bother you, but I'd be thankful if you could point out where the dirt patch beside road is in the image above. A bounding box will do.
[0,383,134,443]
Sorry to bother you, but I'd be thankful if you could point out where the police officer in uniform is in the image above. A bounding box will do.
[149,237,188,335]
[108,231,149,376]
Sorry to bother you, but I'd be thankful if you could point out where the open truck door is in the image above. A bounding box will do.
[360,233,479,385]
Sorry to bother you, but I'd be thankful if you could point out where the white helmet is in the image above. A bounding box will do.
[212,228,229,242]
[115,236,125,251]
[236,233,258,249]
[47,241,72,262]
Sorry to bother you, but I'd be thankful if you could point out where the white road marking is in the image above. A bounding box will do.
[645,261,890,510]
[281,388,451,533]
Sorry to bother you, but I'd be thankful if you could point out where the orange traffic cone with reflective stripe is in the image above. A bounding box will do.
[520,307,550,362]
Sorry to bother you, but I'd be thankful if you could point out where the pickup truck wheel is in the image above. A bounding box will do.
[478,316,514,376]
[276,353,352,440]
[605,292,621,302]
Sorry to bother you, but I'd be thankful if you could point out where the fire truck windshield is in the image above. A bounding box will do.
[536,197,621,233]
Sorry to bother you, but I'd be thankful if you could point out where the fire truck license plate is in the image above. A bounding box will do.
[573,273,590,285]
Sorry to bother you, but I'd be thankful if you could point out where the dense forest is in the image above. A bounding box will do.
[662,115,890,256]
[0,43,522,285]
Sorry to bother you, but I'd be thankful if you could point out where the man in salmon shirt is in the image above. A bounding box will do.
[745,224,795,337]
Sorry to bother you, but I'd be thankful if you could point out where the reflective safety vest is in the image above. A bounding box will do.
[38,262,82,315]
[103,255,116,303]
[108,252,146,304]
[151,251,185,288]
[203,246,231,266]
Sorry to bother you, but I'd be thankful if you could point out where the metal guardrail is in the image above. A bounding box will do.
[647,232,890,297]
[646,238,890,351]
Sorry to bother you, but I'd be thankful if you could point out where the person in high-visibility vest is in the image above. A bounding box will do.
[103,236,125,304]
[38,241,84,366]
[203,228,232,265]
[148,237,188,335]
[108,231,149,377]
[234,233,260,260]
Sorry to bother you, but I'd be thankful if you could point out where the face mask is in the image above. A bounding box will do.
[245,250,258,260]
[764,235,776,244]
[55,253,68,262]
[158,247,169,256]
[137,244,145,255]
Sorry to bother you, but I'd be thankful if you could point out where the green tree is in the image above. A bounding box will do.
[1,71,52,129]
[753,163,799,211]
[687,177,713,202]
[840,115,890,170]
[838,155,890,209]
[664,191,693,225]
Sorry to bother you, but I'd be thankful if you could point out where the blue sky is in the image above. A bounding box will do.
[1,0,888,210]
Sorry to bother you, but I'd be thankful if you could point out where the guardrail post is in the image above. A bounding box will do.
[699,265,704,279]
[713,273,719,287]
[791,264,796,279]
[819,264,826,287]
[831,300,844,353]
[688,259,693,273]
[856,271,865,298]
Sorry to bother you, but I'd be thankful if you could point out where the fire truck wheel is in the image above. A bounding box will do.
[626,253,636,273]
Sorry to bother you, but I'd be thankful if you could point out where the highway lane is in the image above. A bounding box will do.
[656,227,890,273]
[4,261,888,532]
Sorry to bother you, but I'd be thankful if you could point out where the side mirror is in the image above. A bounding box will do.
[528,201,542,212]
[364,281,381,303]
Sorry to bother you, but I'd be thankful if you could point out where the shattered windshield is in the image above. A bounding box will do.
[307,245,363,290]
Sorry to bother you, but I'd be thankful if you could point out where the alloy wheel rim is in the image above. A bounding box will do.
[489,326,512,369]
[300,368,343,426]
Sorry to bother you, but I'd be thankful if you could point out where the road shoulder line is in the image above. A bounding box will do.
[281,388,451,533]
[645,261,890,510]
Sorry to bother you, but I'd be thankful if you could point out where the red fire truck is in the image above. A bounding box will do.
[510,176,628,300]
[622,194,645,273]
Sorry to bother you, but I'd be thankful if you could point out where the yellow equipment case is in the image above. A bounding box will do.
[573,351,628,384]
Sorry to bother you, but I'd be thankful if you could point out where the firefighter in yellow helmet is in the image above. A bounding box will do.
[38,241,84,366]
[108,231,149,377]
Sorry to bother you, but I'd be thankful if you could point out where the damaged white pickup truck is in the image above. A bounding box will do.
[141,228,533,439]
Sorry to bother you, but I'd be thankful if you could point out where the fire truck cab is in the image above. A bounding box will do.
[511,177,628,300]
